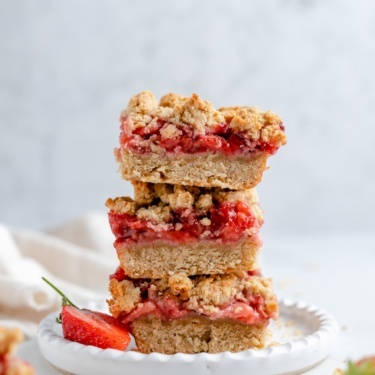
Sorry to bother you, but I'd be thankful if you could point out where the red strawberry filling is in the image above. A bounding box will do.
[110,271,274,326]
[124,297,273,326]
[109,201,262,245]
[0,356,6,373]
[119,118,283,156]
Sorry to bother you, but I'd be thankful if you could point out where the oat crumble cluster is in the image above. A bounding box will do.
[105,91,286,354]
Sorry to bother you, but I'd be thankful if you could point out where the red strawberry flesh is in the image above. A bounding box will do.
[62,306,130,350]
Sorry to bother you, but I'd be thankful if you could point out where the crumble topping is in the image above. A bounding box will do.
[107,279,141,315]
[195,194,213,211]
[154,184,175,204]
[178,94,224,133]
[122,91,158,129]
[159,124,182,139]
[127,91,158,115]
[216,189,258,205]
[168,187,194,210]
[133,180,161,205]
[200,217,211,226]
[108,273,277,319]
[182,274,276,315]
[168,274,193,301]
[106,182,262,223]
[123,92,224,135]
[105,197,136,216]
[121,91,286,145]
[219,106,286,147]
[159,92,185,108]
[132,182,259,208]
[136,205,172,224]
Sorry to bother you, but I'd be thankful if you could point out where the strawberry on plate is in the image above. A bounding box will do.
[345,357,375,375]
[42,277,131,351]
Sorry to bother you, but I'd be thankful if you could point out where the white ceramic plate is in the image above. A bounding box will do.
[36,299,338,375]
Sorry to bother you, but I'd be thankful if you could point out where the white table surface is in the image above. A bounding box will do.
[264,234,375,373]
[18,234,375,374]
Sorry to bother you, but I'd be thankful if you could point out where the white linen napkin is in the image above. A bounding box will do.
[0,212,118,336]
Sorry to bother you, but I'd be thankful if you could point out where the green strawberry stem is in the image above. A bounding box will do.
[42,277,78,323]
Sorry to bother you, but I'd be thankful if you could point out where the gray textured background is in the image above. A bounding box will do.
[1,0,374,236]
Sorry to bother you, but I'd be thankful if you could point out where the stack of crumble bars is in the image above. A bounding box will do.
[106,92,286,354]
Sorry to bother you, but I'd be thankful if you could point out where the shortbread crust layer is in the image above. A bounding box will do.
[130,316,269,354]
[117,148,268,189]
[115,237,261,278]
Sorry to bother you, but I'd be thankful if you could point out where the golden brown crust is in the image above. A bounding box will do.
[130,316,269,353]
[114,237,261,278]
[122,91,286,145]
[116,148,268,190]
[108,274,277,319]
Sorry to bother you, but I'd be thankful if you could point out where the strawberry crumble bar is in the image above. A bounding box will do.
[107,271,278,354]
[106,182,263,278]
[116,91,286,189]
[0,327,34,375]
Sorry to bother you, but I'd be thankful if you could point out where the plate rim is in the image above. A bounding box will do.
[37,298,339,363]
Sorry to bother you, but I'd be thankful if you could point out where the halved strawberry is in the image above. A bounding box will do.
[345,357,375,375]
[61,306,131,350]
[42,277,130,351]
